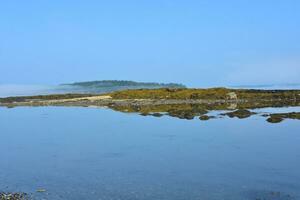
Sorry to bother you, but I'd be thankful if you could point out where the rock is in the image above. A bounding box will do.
[152,113,163,117]
[36,189,46,193]
[227,103,237,110]
[265,112,300,123]
[267,117,284,123]
[140,112,149,116]
[226,92,238,100]
[168,110,195,120]
[223,109,255,119]
[183,113,194,120]
[199,115,214,121]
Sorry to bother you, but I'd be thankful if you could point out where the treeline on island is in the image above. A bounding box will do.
[62,80,186,88]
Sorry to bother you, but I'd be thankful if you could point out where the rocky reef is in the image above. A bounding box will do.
[0,88,300,123]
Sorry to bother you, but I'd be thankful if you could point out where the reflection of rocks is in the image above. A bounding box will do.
[152,113,164,117]
[2,92,300,123]
[140,112,164,117]
[222,109,256,119]
[113,102,300,123]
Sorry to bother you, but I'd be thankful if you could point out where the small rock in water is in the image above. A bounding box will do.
[199,115,210,120]
[267,117,284,123]
[223,109,255,119]
[36,189,46,193]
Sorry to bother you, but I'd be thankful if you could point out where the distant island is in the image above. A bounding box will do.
[232,83,300,89]
[0,80,186,98]
[63,80,186,88]
[61,80,186,91]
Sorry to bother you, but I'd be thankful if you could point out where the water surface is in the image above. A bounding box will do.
[0,107,299,200]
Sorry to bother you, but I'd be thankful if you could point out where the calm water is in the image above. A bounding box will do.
[0,107,300,200]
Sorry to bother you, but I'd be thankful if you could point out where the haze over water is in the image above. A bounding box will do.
[1,83,300,98]
[1,1,300,199]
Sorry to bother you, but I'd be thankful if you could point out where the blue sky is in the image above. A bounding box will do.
[0,0,299,87]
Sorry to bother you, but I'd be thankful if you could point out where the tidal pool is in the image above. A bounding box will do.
[0,107,299,200]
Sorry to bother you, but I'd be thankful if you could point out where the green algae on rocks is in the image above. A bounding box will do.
[1,88,300,123]
[109,88,300,101]
[223,109,256,119]
[199,115,215,121]
[266,112,300,123]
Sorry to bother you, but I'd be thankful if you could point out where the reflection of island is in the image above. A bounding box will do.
[1,88,300,123]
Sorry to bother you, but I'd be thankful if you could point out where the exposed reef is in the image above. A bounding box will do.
[1,88,300,123]
[109,88,300,101]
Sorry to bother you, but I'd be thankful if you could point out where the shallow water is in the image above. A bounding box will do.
[0,107,300,200]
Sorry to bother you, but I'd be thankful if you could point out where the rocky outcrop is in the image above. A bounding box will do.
[226,92,237,100]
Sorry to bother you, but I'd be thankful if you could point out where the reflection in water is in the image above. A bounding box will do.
[109,102,300,123]
[0,107,300,199]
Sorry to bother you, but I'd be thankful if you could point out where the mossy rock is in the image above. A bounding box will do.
[224,109,255,119]
[270,112,300,120]
[267,117,284,123]
[199,115,216,121]
[167,110,195,120]
[109,88,300,101]
[265,112,300,123]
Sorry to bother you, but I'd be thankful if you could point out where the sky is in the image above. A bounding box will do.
[0,0,300,87]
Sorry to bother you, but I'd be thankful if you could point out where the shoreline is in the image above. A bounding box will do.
[1,88,300,108]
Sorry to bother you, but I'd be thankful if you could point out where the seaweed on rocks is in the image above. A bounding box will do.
[222,109,256,119]
[199,115,215,121]
[266,112,300,123]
